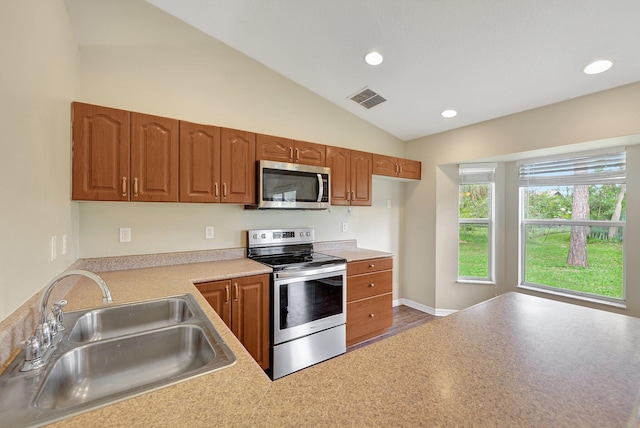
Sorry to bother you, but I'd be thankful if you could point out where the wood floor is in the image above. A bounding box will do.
[346,305,438,353]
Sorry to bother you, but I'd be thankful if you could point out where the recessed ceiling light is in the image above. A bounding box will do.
[583,59,614,75]
[441,109,457,118]
[364,51,383,66]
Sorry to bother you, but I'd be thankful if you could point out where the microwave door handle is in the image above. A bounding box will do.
[316,173,323,202]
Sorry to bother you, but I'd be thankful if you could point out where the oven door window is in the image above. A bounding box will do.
[263,168,325,203]
[274,271,346,343]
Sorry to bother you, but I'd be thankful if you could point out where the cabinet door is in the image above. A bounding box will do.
[326,145,350,206]
[294,140,325,167]
[350,151,372,206]
[220,128,256,204]
[398,158,422,180]
[180,121,221,202]
[195,280,232,329]
[372,154,398,178]
[256,134,293,163]
[232,274,270,370]
[72,102,130,201]
[131,113,179,202]
[346,293,393,346]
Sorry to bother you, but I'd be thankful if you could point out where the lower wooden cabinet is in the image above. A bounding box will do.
[346,257,393,346]
[195,273,270,370]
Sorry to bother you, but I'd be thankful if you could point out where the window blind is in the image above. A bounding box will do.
[459,163,496,184]
[518,150,626,186]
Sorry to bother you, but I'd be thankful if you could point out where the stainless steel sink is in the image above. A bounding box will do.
[0,294,236,427]
[68,297,194,342]
[37,325,217,410]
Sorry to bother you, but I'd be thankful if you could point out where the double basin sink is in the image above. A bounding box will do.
[0,294,237,427]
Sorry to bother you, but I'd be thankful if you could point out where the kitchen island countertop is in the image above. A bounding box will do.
[46,260,640,427]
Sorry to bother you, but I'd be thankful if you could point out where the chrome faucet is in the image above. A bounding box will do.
[21,270,113,371]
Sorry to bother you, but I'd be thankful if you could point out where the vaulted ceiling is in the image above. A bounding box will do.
[70,0,640,141]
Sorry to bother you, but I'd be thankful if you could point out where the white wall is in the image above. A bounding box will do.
[405,82,640,317]
[0,1,80,320]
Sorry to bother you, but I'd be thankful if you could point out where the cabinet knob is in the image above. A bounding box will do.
[369,313,375,318]
[369,283,375,287]
[369,264,375,268]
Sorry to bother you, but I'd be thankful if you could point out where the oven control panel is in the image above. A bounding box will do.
[248,228,314,247]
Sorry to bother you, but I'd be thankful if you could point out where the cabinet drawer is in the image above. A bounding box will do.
[347,270,392,302]
[347,257,393,276]
[346,293,392,344]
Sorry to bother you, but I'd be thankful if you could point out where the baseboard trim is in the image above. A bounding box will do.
[393,298,457,317]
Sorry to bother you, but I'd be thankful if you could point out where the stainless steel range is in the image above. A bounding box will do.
[247,228,346,379]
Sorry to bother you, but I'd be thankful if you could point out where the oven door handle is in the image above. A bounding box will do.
[274,263,346,280]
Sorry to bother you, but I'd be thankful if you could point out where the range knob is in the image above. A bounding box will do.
[261,233,266,239]
[306,232,311,237]
[252,234,258,239]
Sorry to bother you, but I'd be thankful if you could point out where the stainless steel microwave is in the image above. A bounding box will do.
[254,160,330,209]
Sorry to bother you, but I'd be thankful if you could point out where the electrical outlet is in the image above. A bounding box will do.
[50,236,57,262]
[342,222,348,233]
[119,228,131,243]
[205,226,214,239]
[62,234,67,255]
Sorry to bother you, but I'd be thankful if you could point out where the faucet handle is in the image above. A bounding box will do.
[52,300,67,327]
[21,336,42,362]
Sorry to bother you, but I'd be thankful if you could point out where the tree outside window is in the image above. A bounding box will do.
[519,150,626,303]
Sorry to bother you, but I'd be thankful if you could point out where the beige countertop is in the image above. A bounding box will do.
[321,247,393,262]
[29,259,640,426]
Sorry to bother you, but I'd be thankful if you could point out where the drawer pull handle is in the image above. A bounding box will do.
[369,313,375,318]
[369,264,375,268]
[369,283,375,287]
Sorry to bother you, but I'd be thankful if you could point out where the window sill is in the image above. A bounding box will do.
[518,284,627,309]
[457,279,496,286]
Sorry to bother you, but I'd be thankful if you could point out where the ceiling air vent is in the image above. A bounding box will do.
[349,87,387,109]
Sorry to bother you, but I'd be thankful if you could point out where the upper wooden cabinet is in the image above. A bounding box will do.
[72,102,131,201]
[72,101,418,205]
[131,113,179,202]
[179,121,221,203]
[326,146,372,206]
[256,134,325,167]
[72,102,179,202]
[220,128,256,204]
[372,154,421,180]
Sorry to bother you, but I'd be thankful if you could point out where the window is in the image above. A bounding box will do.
[518,149,626,304]
[458,163,496,282]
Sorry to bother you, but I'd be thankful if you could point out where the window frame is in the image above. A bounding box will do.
[517,149,626,306]
[457,163,496,284]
